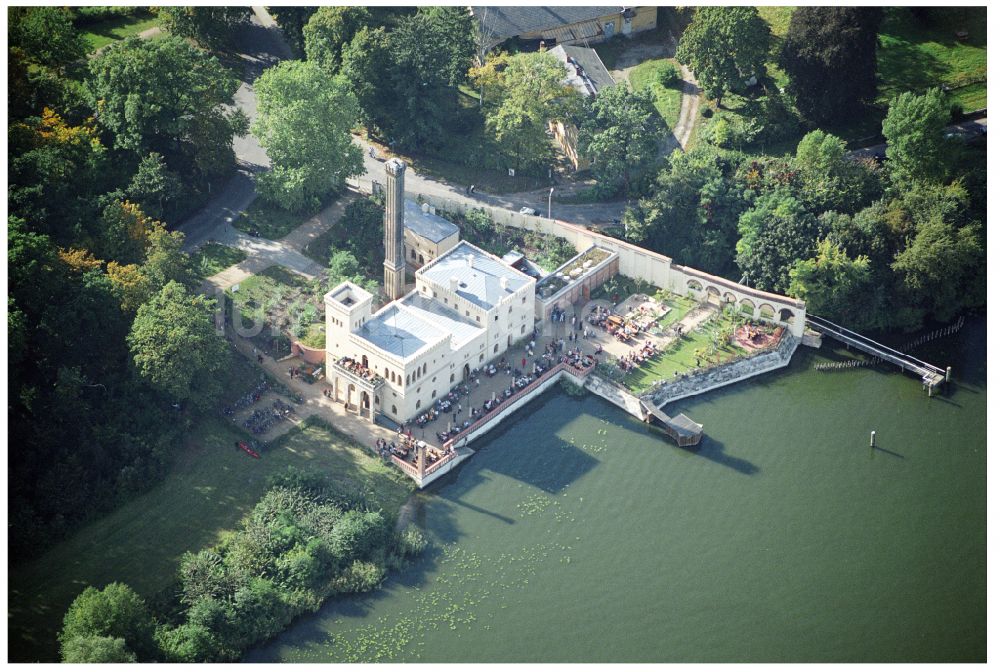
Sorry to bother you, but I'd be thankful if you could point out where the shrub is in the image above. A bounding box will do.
[700,104,714,118]
[330,560,385,593]
[396,525,428,557]
[658,62,681,87]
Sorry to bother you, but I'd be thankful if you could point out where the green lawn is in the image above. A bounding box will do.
[79,11,162,53]
[878,6,987,111]
[590,274,661,304]
[622,310,745,391]
[8,416,413,662]
[233,199,312,241]
[656,293,699,327]
[692,6,986,156]
[191,242,247,279]
[629,59,684,130]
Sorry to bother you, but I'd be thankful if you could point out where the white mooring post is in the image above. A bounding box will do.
[946,366,952,383]
[870,430,876,448]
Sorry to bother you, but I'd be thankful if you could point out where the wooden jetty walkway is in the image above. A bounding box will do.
[806,314,949,393]
[640,400,703,447]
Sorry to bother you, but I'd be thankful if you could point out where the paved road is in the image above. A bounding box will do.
[178,7,289,252]
[848,116,987,160]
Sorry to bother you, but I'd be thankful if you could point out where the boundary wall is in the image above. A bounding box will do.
[412,192,807,337]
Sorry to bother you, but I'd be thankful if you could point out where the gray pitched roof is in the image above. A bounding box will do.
[404,199,460,244]
[472,6,621,42]
[549,44,616,96]
[418,241,533,311]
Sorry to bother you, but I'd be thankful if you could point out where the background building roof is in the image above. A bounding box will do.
[472,6,621,43]
[418,241,533,310]
[548,44,616,96]
[404,199,460,244]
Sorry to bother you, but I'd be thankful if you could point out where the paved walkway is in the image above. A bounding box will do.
[199,193,359,294]
[225,325,401,453]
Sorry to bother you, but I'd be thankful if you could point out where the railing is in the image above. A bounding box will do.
[423,450,457,476]
[391,454,419,478]
[806,314,946,378]
[330,359,386,390]
[443,361,594,451]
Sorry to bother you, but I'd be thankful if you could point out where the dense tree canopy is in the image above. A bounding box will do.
[127,281,229,408]
[882,87,954,185]
[578,84,666,195]
[9,6,86,68]
[158,7,250,48]
[676,7,770,103]
[87,37,247,185]
[59,583,157,662]
[303,6,373,75]
[788,237,874,325]
[793,130,883,214]
[341,9,475,150]
[780,7,882,124]
[470,51,579,170]
[624,148,746,276]
[736,191,824,292]
[251,60,363,212]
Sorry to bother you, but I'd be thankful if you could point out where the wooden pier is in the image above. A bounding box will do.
[806,314,948,392]
[640,400,703,447]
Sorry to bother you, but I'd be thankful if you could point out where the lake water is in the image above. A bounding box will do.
[246,317,986,663]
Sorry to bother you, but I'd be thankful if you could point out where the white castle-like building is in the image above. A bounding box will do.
[325,159,536,424]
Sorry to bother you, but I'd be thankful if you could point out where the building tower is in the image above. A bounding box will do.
[383,158,406,301]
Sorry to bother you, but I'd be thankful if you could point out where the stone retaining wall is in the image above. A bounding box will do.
[642,331,800,408]
[583,375,646,420]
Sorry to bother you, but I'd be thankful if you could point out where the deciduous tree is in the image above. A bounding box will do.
[158,7,250,49]
[882,87,953,185]
[251,60,363,212]
[780,7,882,124]
[127,281,228,407]
[87,37,246,184]
[788,237,874,326]
[736,191,824,292]
[8,7,86,68]
[59,583,156,662]
[578,84,666,195]
[303,6,372,75]
[470,51,578,170]
[676,7,769,104]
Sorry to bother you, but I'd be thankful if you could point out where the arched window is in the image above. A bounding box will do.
[423,363,427,375]
[392,405,397,415]
[494,344,499,353]
[450,373,455,382]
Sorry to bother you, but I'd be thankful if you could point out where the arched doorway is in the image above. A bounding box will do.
[778,308,796,326]
[361,355,368,369]
[463,363,470,380]
[706,286,721,306]
[347,383,356,409]
[361,391,371,413]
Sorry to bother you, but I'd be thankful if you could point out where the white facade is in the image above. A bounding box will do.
[325,241,536,424]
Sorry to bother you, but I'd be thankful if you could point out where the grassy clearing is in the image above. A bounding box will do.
[191,242,247,279]
[656,293,699,327]
[80,11,162,53]
[623,310,745,391]
[8,416,412,662]
[693,7,986,156]
[878,7,987,111]
[628,59,684,129]
[233,200,305,241]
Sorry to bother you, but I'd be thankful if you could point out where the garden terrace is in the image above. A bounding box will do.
[226,265,327,355]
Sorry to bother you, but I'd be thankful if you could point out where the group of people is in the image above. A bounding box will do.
[616,339,660,372]
[337,356,381,383]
